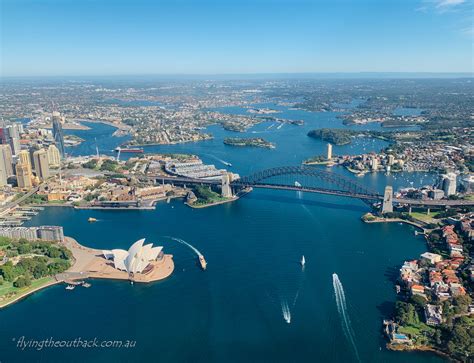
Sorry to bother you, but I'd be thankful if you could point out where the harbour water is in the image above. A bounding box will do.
[0,105,442,362]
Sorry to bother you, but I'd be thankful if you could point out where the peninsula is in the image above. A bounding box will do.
[0,234,174,309]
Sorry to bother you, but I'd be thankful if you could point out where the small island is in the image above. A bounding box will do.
[224,137,275,149]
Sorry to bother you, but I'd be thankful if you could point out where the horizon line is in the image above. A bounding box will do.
[1,71,473,80]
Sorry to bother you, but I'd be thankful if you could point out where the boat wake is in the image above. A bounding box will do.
[332,273,360,362]
[281,300,291,324]
[205,154,232,167]
[166,236,203,257]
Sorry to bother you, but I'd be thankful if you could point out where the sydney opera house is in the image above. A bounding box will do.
[102,238,164,275]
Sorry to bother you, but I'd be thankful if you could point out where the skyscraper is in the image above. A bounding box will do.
[52,111,66,158]
[16,163,32,189]
[0,144,13,186]
[18,150,32,176]
[33,149,50,181]
[47,144,61,167]
[6,123,21,155]
[0,144,13,175]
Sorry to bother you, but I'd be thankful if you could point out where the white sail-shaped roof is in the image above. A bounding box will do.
[149,246,163,261]
[111,249,128,271]
[103,239,164,274]
[125,238,145,273]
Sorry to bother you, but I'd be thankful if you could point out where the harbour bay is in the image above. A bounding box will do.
[0,106,443,362]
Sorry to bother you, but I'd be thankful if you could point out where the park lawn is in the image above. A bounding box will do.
[0,276,55,307]
[398,322,436,342]
[410,212,438,223]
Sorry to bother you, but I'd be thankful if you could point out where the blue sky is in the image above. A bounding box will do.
[1,0,472,76]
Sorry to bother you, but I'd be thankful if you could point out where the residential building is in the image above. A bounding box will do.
[441,173,457,196]
[424,304,443,326]
[421,252,442,265]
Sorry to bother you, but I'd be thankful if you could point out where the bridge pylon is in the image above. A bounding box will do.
[382,185,393,214]
[221,173,233,198]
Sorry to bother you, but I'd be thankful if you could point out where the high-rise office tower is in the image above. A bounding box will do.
[18,150,32,176]
[0,144,13,178]
[52,112,66,158]
[47,144,61,167]
[0,127,7,144]
[0,144,13,186]
[6,123,21,155]
[16,163,32,189]
[33,149,50,181]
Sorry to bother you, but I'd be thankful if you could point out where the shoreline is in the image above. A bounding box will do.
[186,196,239,209]
[0,277,60,310]
[362,216,427,231]
[386,344,455,362]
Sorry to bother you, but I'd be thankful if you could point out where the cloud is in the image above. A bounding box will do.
[419,0,468,12]
[435,0,465,7]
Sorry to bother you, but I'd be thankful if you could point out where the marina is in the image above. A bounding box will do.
[0,206,43,226]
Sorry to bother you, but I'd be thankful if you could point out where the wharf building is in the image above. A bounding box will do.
[0,226,64,242]
[165,160,239,181]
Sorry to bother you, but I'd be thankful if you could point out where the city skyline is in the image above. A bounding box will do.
[1,0,473,77]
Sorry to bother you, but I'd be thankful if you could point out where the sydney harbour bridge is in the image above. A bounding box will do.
[148,166,474,212]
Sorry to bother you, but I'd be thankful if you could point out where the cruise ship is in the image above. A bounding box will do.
[115,147,144,153]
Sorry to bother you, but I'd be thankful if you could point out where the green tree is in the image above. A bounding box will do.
[395,301,420,326]
[32,262,49,279]
[410,294,428,307]
[453,295,472,315]
[46,246,61,258]
[17,243,32,255]
[13,275,31,288]
[0,263,17,282]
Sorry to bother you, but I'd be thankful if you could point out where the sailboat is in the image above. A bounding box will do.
[301,255,306,267]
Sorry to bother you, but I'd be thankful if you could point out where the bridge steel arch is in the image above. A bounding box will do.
[233,166,381,199]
